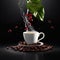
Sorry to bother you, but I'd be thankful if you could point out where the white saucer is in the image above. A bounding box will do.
[37,42,44,46]
[18,42,44,47]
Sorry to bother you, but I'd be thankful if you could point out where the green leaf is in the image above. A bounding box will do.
[27,0,45,21]
[17,0,45,21]
[37,6,45,21]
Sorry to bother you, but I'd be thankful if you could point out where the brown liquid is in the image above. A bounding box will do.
[24,31,37,34]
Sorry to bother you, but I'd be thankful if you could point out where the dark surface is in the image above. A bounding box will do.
[0,45,60,60]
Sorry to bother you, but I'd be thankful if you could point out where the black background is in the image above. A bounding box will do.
[0,0,60,46]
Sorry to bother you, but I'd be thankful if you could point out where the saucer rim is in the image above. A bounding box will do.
[18,42,44,47]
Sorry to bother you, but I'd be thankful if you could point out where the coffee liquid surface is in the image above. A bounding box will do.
[24,31,37,34]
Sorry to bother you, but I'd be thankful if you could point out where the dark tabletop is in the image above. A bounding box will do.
[0,45,60,60]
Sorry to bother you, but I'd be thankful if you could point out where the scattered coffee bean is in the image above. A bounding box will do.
[7,41,53,52]
[6,47,9,49]
[19,47,23,51]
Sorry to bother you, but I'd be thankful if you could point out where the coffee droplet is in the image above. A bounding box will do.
[8,29,12,32]
[15,25,18,29]
[50,26,55,29]
[48,20,52,23]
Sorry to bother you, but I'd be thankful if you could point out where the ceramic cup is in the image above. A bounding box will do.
[23,31,45,45]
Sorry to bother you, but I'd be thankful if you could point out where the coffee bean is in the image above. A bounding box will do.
[19,47,23,51]
[34,47,38,50]
[14,47,18,51]
[6,47,9,49]
[8,41,53,52]
[16,46,20,50]
[23,42,26,45]
[41,45,47,48]
[10,46,15,49]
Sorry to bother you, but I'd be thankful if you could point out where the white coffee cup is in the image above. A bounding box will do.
[23,31,45,45]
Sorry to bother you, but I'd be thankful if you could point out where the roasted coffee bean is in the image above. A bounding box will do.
[14,47,18,51]
[19,46,23,49]
[23,42,26,45]
[20,41,23,45]
[19,47,23,51]
[42,45,47,48]
[23,49,25,51]
[8,41,53,52]
[32,49,35,51]
[35,47,38,49]
[37,49,40,51]
[10,46,15,49]
[6,47,9,49]
[30,46,34,49]
[16,46,20,50]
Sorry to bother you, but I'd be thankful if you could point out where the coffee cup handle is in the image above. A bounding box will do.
[38,32,45,42]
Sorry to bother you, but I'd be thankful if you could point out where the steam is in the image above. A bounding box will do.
[20,8,35,31]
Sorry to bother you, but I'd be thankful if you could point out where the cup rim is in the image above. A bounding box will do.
[23,31,38,33]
